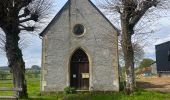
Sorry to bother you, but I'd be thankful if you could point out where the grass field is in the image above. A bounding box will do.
[1,78,170,100]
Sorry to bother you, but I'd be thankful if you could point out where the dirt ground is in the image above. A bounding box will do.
[137,76,170,93]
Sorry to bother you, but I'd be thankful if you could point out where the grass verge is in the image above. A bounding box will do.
[1,78,170,100]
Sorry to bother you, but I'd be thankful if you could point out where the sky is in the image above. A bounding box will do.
[0,0,170,68]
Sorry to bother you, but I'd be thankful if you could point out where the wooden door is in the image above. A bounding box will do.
[70,49,89,90]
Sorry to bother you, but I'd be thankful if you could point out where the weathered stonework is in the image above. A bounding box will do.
[40,0,119,92]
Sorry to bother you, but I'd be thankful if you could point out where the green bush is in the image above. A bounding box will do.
[64,87,76,94]
[119,81,125,91]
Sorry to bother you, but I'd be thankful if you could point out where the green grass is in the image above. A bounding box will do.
[1,78,170,100]
[27,78,40,96]
[63,90,170,100]
[0,78,41,97]
[0,79,13,96]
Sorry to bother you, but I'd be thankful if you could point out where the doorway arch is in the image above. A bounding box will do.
[70,48,89,90]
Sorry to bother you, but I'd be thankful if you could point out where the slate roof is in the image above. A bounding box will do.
[156,41,170,72]
[156,41,170,47]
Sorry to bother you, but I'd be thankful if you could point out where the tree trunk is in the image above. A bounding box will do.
[4,28,28,98]
[121,16,135,95]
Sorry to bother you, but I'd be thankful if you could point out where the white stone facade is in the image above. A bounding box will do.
[40,0,119,92]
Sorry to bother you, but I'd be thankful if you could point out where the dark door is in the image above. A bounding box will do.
[70,49,89,90]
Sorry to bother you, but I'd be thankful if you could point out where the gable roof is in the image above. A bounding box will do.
[155,41,170,47]
[40,0,119,36]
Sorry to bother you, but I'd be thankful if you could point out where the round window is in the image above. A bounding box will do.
[73,24,85,36]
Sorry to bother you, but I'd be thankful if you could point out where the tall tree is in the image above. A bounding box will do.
[119,43,144,67]
[0,0,51,98]
[98,0,169,94]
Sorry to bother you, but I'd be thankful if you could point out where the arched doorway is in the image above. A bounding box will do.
[70,49,89,90]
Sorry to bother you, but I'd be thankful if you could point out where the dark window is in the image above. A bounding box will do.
[168,50,170,61]
[73,24,85,35]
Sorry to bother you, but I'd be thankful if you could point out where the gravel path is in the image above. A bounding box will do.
[137,77,170,93]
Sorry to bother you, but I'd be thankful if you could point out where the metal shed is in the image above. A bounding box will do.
[156,41,170,76]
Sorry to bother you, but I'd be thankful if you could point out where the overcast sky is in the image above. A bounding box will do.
[0,0,170,68]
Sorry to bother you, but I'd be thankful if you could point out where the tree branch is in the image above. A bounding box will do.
[19,24,34,31]
[19,12,39,23]
[20,27,34,31]
[15,0,32,10]
[19,17,32,23]
[129,0,159,27]
[18,8,30,18]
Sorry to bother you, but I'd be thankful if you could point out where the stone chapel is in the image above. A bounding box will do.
[40,0,119,92]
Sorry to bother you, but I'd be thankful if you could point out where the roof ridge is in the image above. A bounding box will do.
[40,0,119,36]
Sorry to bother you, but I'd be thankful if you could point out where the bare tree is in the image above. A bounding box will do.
[97,0,170,94]
[0,0,52,98]
[119,43,144,67]
[133,43,144,65]
[0,32,6,55]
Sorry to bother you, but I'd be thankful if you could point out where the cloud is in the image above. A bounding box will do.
[22,34,42,68]
[0,35,42,68]
[144,24,170,60]
[0,56,8,66]
[155,36,170,45]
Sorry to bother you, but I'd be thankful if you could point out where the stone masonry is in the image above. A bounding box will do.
[40,0,119,92]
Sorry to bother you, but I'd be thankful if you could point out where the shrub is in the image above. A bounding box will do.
[64,86,76,94]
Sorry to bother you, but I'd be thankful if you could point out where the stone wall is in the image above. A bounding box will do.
[41,0,119,92]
